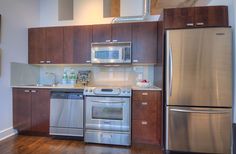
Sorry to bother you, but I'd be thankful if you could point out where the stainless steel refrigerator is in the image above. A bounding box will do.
[165,28,232,154]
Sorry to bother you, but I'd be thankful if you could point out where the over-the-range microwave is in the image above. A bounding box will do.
[91,42,131,64]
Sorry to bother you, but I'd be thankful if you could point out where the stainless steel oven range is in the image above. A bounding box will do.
[84,87,131,146]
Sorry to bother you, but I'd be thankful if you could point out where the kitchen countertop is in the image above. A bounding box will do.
[12,85,162,91]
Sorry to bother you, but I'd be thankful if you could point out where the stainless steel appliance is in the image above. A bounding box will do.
[91,42,131,64]
[165,28,232,154]
[50,91,84,137]
[84,87,131,146]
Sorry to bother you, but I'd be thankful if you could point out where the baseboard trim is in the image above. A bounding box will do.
[0,127,17,141]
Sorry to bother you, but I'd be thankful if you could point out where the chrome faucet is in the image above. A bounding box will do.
[45,72,58,86]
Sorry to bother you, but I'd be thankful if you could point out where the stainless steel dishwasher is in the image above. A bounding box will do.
[50,91,84,137]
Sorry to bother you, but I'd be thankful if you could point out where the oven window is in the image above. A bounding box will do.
[95,50,119,59]
[92,106,123,120]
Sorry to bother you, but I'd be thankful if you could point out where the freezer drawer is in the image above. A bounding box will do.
[166,106,232,153]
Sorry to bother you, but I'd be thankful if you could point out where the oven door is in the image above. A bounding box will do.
[91,47,123,63]
[85,96,130,131]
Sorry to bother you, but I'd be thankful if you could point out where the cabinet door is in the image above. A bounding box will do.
[132,91,162,145]
[164,8,195,29]
[28,28,46,64]
[74,26,93,64]
[45,27,64,64]
[92,24,111,42]
[112,23,132,42]
[195,6,228,27]
[13,89,32,133]
[132,22,158,63]
[31,89,50,134]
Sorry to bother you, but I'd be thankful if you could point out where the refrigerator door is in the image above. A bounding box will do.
[166,28,232,107]
[166,106,232,153]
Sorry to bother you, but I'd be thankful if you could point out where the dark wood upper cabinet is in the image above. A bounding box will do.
[164,6,228,29]
[45,27,64,64]
[112,23,132,42]
[13,89,32,133]
[132,22,158,64]
[194,6,228,27]
[92,24,111,42]
[29,27,64,64]
[31,89,50,134]
[164,7,195,29]
[64,26,92,64]
[28,28,46,64]
[13,88,50,135]
[92,23,132,42]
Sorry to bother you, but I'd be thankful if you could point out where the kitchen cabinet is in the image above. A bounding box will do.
[164,6,228,29]
[92,23,132,42]
[13,88,50,135]
[132,90,162,145]
[132,22,157,64]
[64,26,92,64]
[28,27,64,64]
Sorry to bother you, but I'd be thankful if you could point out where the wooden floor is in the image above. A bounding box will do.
[0,135,164,154]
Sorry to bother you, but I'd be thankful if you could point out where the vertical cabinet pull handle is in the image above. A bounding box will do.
[142,93,148,96]
[24,90,30,93]
[186,23,194,27]
[141,121,148,125]
[141,102,148,105]
[31,90,37,93]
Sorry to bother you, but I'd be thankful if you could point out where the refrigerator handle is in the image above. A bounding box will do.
[169,46,173,96]
[170,109,230,114]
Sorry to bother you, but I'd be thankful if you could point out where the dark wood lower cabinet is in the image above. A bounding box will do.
[132,91,162,145]
[13,88,50,135]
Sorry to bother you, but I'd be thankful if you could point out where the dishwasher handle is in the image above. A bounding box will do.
[51,92,83,100]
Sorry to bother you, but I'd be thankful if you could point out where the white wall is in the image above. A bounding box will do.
[39,0,144,26]
[0,0,40,140]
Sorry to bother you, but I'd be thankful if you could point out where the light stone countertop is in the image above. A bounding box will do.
[12,85,162,91]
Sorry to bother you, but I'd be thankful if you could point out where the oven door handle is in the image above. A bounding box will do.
[91,100,125,104]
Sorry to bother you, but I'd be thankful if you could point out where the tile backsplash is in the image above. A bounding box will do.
[39,65,155,87]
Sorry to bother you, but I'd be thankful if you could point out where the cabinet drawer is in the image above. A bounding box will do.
[132,119,159,144]
[133,91,160,101]
[132,100,157,120]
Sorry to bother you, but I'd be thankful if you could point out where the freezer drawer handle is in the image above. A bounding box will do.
[170,109,230,114]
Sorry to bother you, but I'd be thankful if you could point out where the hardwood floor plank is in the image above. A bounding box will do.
[0,135,164,154]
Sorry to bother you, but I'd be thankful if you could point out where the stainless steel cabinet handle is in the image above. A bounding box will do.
[142,92,148,96]
[86,60,91,63]
[141,102,148,105]
[196,22,204,26]
[112,40,118,42]
[169,46,173,96]
[46,61,51,64]
[24,90,30,93]
[105,40,111,42]
[31,90,37,93]
[186,23,194,27]
[141,121,148,125]
[133,60,138,63]
[91,100,125,103]
[40,60,45,64]
[170,109,230,114]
